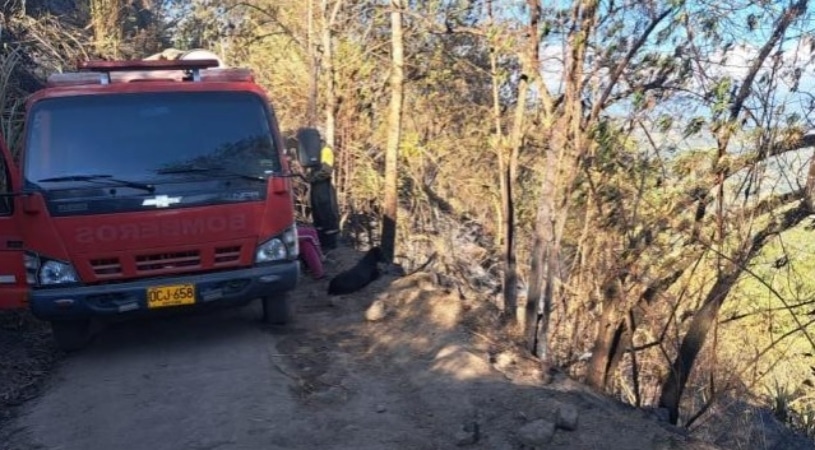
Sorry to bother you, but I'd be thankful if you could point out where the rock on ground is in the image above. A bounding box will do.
[555,403,579,431]
[517,419,556,447]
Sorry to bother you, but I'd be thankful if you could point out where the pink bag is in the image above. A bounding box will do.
[297,225,325,279]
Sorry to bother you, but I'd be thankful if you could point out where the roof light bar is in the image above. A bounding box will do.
[77,59,220,73]
[78,59,220,83]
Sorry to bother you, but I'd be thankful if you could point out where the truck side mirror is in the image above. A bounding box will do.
[295,127,323,169]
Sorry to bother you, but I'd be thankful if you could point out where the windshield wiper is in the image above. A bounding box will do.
[156,165,266,182]
[37,174,156,193]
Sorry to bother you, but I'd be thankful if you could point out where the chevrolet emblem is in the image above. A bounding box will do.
[142,195,182,208]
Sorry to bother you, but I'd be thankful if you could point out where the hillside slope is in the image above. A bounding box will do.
[0,244,794,449]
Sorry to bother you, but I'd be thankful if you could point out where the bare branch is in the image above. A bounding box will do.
[226,2,306,50]
[589,7,675,122]
[729,0,808,122]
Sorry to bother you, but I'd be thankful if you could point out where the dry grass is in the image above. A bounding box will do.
[0,13,91,152]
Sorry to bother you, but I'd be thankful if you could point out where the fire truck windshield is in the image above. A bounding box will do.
[23,91,281,189]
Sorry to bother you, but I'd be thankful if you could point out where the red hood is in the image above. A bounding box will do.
[55,204,263,253]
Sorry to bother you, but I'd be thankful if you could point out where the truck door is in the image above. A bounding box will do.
[0,135,27,310]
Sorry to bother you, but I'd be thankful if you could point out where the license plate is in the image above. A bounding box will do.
[147,284,196,309]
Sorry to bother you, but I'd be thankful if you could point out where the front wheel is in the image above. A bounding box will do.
[261,294,291,325]
[51,319,91,352]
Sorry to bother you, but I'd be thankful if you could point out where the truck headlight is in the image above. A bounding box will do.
[255,238,287,262]
[255,225,299,263]
[40,260,79,285]
[24,252,79,286]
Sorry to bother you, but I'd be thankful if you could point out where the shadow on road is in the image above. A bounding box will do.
[84,301,277,354]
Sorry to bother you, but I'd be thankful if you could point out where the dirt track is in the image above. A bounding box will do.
[2,303,307,450]
[1,247,725,450]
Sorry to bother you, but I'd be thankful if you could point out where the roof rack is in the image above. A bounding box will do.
[77,59,221,83]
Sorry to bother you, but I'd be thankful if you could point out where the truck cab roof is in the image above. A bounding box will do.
[29,59,264,107]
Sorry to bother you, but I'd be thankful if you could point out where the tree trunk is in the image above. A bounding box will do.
[380,0,405,263]
[320,0,344,148]
[502,0,538,326]
[486,0,520,319]
[586,294,631,390]
[501,159,518,317]
[586,263,693,392]
[525,0,597,363]
[658,270,742,425]
[307,0,319,126]
[525,142,558,360]
[486,0,503,255]
[526,181,561,363]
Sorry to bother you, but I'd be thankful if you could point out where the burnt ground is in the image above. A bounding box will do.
[0,312,57,428]
[0,245,746,450]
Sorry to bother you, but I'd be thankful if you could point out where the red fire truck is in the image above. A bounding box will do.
[0,57,320,350]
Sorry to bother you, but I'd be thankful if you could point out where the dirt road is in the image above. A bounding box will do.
[2,304,309,450]
[1,247,724,450]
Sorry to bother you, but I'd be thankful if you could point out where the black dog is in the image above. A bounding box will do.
[327,246,384,295]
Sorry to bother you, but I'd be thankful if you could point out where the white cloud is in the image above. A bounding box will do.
[530,35,815,130]
[534,34,815,95]
[539,43,566,95]
[697,36,815,102]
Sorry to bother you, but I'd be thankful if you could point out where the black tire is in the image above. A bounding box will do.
[51,319,91,352]
[295,127,322,168]
[261,294,292,325]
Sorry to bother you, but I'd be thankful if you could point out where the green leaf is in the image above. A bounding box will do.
[787,113,802,127]
[657,115,674,132]
[684,117,706,137]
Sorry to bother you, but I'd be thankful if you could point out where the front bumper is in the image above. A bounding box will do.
[29,261,299,320]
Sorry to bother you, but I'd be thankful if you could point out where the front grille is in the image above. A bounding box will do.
[85,243,247,281]
[136,250,201,273]
[214,245,241,266]
[90,257,122,278]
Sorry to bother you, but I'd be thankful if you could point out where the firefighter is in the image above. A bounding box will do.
[306,139,340,250]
